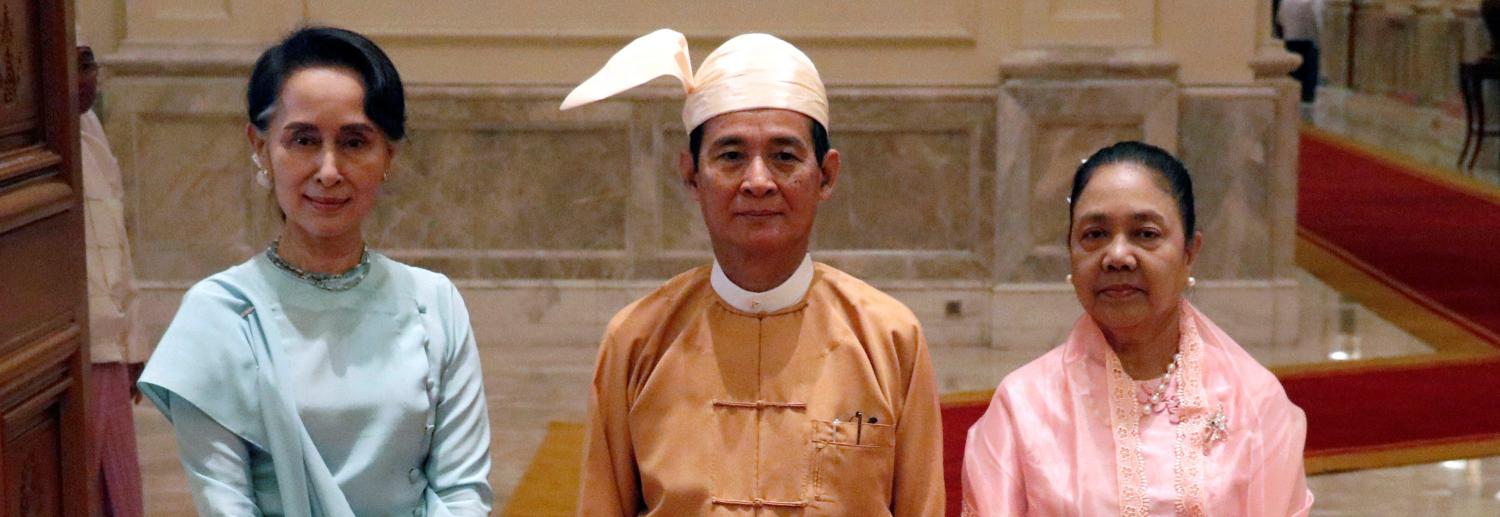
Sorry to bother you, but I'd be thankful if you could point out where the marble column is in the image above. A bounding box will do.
[1247,45,1304,347]
[985,48,1177,347]
[1388,4,1421,101]
[1323,0,1355,88]
[993,48,1179,283]
[1454,1,1488,62]
[1352,0,1392,95]
[1413,2,1459,107]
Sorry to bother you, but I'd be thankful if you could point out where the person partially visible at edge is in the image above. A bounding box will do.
[559,29,945,516]
[79,25,147,517]
[1277,0,1323,106]
[961,142,1314,516]
[137,27,492,516]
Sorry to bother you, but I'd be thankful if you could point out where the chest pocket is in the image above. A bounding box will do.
[807,418,896,513]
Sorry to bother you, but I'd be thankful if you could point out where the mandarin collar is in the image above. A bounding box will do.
[710,254,814,314]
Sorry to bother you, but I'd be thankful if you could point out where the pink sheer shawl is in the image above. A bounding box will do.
[961,302,1314,516]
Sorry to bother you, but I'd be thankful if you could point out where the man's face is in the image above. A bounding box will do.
[78,45,98,113]
[678,108,840,260]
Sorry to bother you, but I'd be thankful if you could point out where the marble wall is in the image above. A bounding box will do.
[103,46,1303,350]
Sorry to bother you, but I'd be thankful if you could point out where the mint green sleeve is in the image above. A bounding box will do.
[422,280,493,516]
[168,393,263,516]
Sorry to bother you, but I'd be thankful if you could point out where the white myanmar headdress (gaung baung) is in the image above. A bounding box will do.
[560,29,829,131]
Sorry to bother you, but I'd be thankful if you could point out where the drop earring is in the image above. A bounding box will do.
[252,152,271,189]
[1065,274,1073,284]
[1187,276,1197,288]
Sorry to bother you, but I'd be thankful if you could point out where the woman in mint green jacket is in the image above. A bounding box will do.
[139,27,491,516]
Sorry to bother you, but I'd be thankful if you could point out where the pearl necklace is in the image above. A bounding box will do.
[1136,352,1183,423]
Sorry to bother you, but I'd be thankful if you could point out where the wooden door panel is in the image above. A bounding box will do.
[0,0,88,515]
[0,324,78,517]
[2,382,68,517]
[0,0,83,349]
[0,0,65,195]
[0,204,79,353]
[0,0,43,152]
[2,418,63,516]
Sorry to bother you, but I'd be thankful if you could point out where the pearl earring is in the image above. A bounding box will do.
[1187,276,1197,288]
[1065,274,1073,284]
[251,152,271,189]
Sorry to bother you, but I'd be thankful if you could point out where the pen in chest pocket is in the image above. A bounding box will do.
[856,411,863,444]
[833,411,880,445]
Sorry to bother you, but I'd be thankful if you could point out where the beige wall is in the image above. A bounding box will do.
[82,0,1270,86]
[1162,0,1259,85]
[82,0,1304,349]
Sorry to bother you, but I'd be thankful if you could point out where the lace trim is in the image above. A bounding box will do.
[960,499,979,517]
[1172,310,1209,516]
[1105,344,1150,516]
[1106,307,1215,516]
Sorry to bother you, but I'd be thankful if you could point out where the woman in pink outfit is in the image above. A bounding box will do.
[961,141,1314,516]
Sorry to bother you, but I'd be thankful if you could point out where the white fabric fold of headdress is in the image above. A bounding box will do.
[559,28,829,131]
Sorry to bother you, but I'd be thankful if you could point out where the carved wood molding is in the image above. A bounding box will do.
[0,177,72,235]
[0,324,78,412]
[0,145,61,185]
[3,375,70,438]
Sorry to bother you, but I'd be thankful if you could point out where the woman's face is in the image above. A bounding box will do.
[1068,163,1201,334]
[248,67,394,244]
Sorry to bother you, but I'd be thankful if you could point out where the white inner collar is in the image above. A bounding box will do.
[710,254,814,314]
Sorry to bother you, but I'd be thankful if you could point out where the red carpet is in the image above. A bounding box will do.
[941,398,988,514]
[1285,129,1500,469]
[1280,359,1500,454]
[1296,130,1500,345]
[937,128,1500,514]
